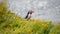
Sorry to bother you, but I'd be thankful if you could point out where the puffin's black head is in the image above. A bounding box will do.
[28,10,34,14]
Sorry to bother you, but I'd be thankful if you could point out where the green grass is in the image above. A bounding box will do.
[0,11,60,34]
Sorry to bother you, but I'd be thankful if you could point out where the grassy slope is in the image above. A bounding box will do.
[0,11,60,34]
[0,11,52,34]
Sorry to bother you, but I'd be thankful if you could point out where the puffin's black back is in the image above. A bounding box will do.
[25,12,29,19]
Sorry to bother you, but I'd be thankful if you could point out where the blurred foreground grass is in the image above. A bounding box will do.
[0,1,60,34]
